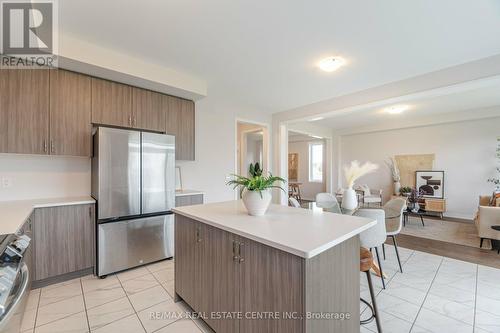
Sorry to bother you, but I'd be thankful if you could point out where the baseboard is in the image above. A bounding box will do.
[32,267,94,289]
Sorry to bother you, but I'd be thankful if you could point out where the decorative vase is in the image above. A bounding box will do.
[242,189,272,216]
[394,181,401,196]
[341,188,358,210]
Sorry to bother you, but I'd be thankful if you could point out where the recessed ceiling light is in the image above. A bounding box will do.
[384,105,410,114]
[308,116,324,122]
[318,56,345,72]
[311,135,323,139]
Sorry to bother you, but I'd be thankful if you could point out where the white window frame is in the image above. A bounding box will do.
[309,142,323,183]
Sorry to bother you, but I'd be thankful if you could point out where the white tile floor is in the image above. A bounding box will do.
[20,246,500,333]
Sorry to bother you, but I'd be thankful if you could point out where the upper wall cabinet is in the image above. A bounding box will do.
[91,78,132,127]
[0,69,49,154]
[132,87,165,132]
[164,96,195,160]
[50,70,92,157]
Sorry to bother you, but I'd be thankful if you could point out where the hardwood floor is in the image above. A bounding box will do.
[391,233,500,269]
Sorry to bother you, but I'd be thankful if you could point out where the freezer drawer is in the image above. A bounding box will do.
[97,215,174,276]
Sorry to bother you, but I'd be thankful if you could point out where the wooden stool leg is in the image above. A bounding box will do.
[366,271,383,333]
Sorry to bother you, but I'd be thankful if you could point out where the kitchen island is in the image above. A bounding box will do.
[172,200,376,333]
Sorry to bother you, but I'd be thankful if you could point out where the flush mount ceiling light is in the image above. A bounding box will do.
[318,56,345,72]
[384,105,410,114]
[308,116,324,122]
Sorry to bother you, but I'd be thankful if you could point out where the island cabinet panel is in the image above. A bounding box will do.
[305,236,360,333]
[198,224,240,333]
[239,237,304,333]
[174,215,199,308]
[132,87,165,132]
[164,96,195,161]
[33,204,94,281]
[91,77,132,127]
[49,69,92,156]
[0,69,49,154]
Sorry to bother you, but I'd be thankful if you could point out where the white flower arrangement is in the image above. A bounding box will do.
[344,160,379,189]
[386,157,400,182]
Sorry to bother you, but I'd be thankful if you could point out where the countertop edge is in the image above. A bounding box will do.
[172,208,376,259]
[175,190,205,197]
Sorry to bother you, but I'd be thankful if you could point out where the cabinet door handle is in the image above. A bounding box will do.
[89,206,92,219]
[50,140,55,154]
[238,242,244,263]
[195,227,202,243]
[128,116,132,126]
[133,116,137,127]
[232,240,239,262]
[43,140,47,153]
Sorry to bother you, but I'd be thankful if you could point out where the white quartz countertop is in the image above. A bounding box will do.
[0,196,95,235]
[175,190,204,197]
[173,200,376,259]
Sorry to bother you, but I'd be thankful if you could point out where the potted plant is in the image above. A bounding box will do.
[342,160,379,210]
[227,163,286,216]
[399,186,412,196]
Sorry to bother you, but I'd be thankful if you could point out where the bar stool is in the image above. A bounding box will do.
[360,247,383,333]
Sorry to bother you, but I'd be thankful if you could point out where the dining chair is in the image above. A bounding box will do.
[354,209,387,289]
[288,197,301,208]
[383,198,406,273]
[315,193,342,213]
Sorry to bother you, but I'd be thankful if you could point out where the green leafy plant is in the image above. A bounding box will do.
[227,164,286,198]
[399,186,412,195]
[249,162,263,177]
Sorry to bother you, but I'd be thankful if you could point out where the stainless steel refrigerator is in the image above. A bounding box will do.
[91,127,175,277]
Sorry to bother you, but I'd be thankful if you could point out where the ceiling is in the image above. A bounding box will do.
[298,79,500,131]
[60,0,500,112]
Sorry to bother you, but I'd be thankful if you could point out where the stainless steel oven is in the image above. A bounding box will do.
[0,233,32,333]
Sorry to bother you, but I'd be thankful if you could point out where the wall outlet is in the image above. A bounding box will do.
[1,177,12,188]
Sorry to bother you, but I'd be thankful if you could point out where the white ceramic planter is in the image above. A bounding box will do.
[242,189,272,216]
[341,188,358,210]
[394,181,401,195]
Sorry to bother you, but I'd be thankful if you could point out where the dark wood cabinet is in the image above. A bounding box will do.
[1,70,195,159]
[0,69,49,154]
[91,77,132,127]
[132,87,165,132]
[165,96,195,160]
[33,204,94,281]
[49,70,92,156]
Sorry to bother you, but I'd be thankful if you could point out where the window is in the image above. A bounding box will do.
[309,143,323,182]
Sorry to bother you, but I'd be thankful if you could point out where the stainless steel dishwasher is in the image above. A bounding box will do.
[0,233,32,333]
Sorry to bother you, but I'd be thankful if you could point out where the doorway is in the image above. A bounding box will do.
[236,121,269,178]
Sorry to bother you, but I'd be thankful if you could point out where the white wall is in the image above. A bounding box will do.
[339,117,500,219]
[0,154,91,201]
[288,140,326,201]
[176,94,272,203]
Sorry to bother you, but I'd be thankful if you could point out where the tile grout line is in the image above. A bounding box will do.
[408,256,444,332]
[32,288,43,331]
[79,278,92,332]
[115,273,148,333]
